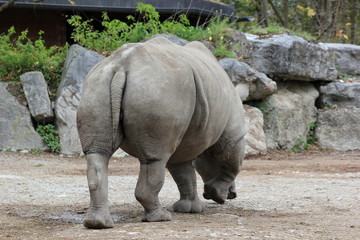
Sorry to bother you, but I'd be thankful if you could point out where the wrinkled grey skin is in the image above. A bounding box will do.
[77,37,246,229]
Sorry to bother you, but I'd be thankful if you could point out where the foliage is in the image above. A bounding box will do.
[306,121,317,145]
[36,124,61,154]
[0,27,68,93]
[250,99,275,116]
[204,16,238,58]
[247,24,284,35]
[217,0,360,45]
[30,149,42,155]
[289,137,309,153]
[67,2,236,58]
[289,122,318,153]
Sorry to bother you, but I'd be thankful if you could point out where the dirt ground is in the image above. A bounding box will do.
[1,150,359,240]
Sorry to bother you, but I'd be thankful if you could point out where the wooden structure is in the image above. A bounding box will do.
[0,0,243,46]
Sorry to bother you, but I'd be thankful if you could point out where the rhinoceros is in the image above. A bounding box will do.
[77,36,246,229]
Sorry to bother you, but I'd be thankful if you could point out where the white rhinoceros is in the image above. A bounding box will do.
[77,36,246,229]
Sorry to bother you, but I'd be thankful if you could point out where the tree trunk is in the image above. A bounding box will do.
[349,0,358,44]
[318,0,329,40]
[268,0,286,27]
[282,0,288,27]
[257,0,269,27]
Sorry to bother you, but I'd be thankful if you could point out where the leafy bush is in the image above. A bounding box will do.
[0,27,68,89]
[290,122,318,153]
[67,2,236,58]
[306,121,317,145]
[36,124,61,154]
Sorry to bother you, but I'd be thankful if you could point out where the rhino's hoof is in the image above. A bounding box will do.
[227,185,237,199]
[227,190,237,199]
[83,212,114,229]
[203,180,228,204]
[142,208,172,222]
[173,199,204,213]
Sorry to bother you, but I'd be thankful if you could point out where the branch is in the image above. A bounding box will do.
[316,0,341,41]
[267,0,286,27]
[0,0,16,12]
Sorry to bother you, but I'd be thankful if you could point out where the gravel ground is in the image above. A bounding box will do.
[1,151,360,240]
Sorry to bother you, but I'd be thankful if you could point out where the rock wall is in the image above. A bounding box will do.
[250,35,338,81]
[316,107,360,151]
[0,83,46,151]
[55,44,105,155]
[1,33,360,156]
[262,81,318,149]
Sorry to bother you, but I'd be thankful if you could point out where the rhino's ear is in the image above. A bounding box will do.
[110,70,127,151]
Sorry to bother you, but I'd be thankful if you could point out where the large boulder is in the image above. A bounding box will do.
[244,105,267,156]
[261,81,319,149]
[250,34,338,81]
[20,71,54,123]
[55,44,105,155]
[219,58,277,101]
[318,82,360,108]
[0,83,46,151]
[316,107,360,151]
[324,43,360,76]
[223,30,253,59]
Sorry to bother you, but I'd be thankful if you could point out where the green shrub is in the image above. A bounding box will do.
[67,2,236,58]
[30,149,42,155]
[0,27,68,98]
[306,121,317,145]
[289,137,307,153]
[289,122,318,153]
[36,124,61,154]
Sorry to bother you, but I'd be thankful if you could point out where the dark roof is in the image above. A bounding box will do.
[2,0,236,17]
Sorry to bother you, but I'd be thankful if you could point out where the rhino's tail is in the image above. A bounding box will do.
[110,70,126,152]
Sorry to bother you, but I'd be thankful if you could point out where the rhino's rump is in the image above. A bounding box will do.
[77,37,241,161]
[119,38,237,163]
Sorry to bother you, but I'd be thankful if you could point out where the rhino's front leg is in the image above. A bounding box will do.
[83,152,114,229]
[135,159,171,222]
[195,136,245,204]
[167,161,203,213]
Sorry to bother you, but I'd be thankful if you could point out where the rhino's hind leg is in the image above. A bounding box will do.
[195,136,245,204]
[167,161,203,213]
[135,158,172,222]
[84,152,114,229]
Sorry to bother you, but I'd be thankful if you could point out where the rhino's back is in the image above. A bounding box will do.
[119,37,240,162]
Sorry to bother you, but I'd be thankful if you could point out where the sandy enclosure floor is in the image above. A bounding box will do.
[0,151,360,240]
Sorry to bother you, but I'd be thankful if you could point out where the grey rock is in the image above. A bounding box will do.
[319,82,360,108]
[316,107,360,151]
[325,43,360,76]
[261,81,319,149]
[55,44,105,155]
[20,71,54,123]
[223,31,253,59]
[113,148,128,158]
[219,58,277,101]
[250,34,338,81]
[244,105,267,156]
[0,83,46,151]
[244,33,259,41]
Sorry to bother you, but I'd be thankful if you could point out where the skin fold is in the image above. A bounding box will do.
[77,36,246,229]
